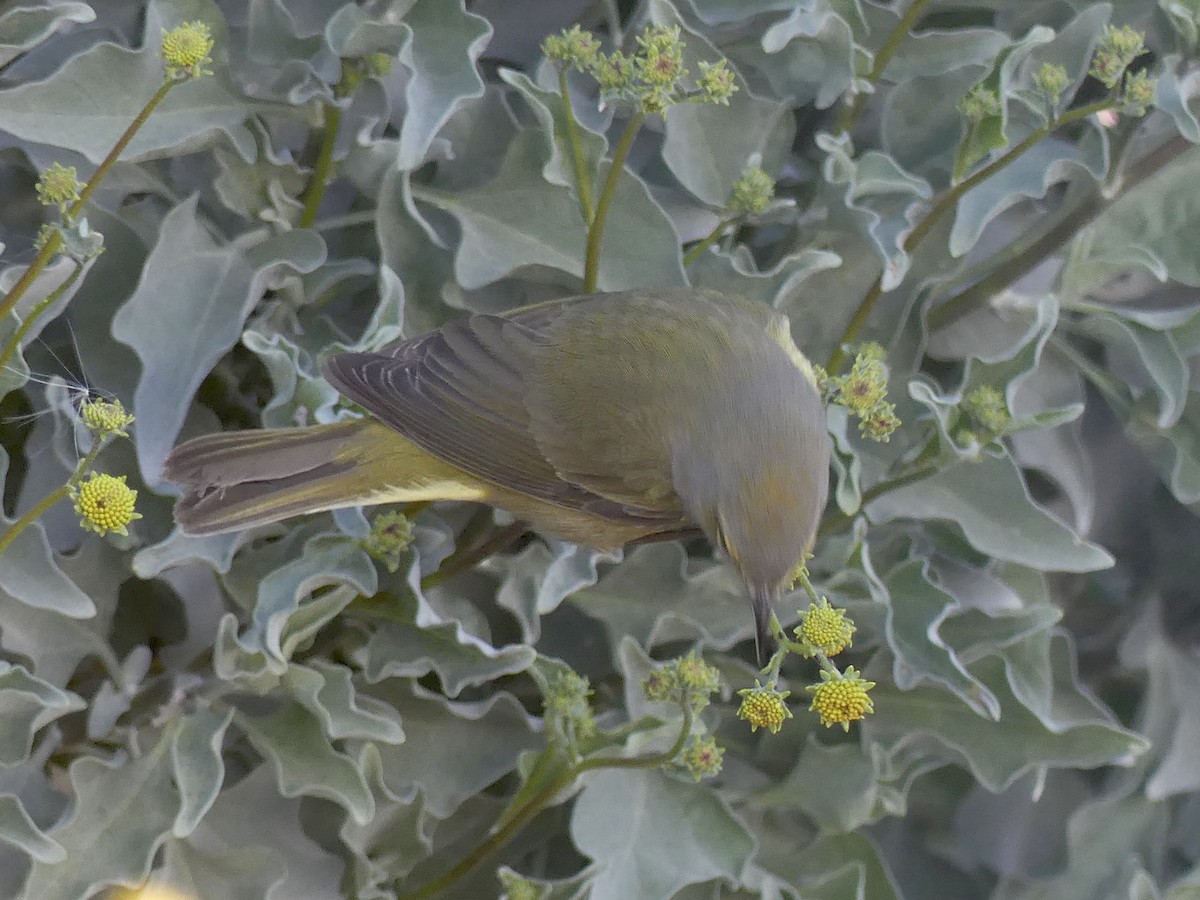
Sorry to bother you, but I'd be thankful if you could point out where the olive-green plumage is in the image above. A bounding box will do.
[164,288,831,660]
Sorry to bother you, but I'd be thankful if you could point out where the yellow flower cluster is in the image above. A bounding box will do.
[807,667,876,732]
[36,163,82,213]
[736,681,792,733]
[161,21,214,80]
[796,596,855,656]
[80,397,135,439]
[73,473,141,537]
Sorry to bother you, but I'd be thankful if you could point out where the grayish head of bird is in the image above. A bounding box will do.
[669,348,831,662]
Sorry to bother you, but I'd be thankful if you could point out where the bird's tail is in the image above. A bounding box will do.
[162,419,468,535]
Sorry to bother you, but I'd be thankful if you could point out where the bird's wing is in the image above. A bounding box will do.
[322,310,678,525]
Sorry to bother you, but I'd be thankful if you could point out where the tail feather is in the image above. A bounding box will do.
[163,419,467,535]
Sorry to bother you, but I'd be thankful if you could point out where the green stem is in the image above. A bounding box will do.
[817,460,942,537]
[399,706,693,900]
[825,97,1119,374]
[0,436,107,556]
[836,0,933,135]
[559,68,594,223]
[420,517,526,590]
[0,78,177,325]
[0,263,84,377]
[583,111,647,292]
[927,132,1191,329]
[299,100,343,229]
[683,215,741,267]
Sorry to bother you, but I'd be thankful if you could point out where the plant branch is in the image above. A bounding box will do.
[0,78,177,325]
[420,518,527,589]
[559,68,594,223]
[399,706,693,900]
[836,0,934,135]
[927,132,1193,329]
[0,262,84,377]
[683,215,742,266]
[817,460,942,537]
[825,97,1120,374]
[583,111,646,292]
[299,100,343,229]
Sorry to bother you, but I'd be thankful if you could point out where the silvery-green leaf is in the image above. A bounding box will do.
[868,446,1112,572]
[757,4,856,109]
[240,328,341,428]
[393,0,492,170]
[0,663,82,766]
[1075,147,1200,288]
[414,129,686,290]
[1012,795,1168,900]
[171,706,234,838]
[324,4,409,59]
[951,116,1108,258]
[0,3,95,68]
[570,543,756,655]
[355,592,536,698]
[757,737,880,833]
[570,768,753,900]
[369,683,539,818]
[816,131,931,290]
[494,539,615,643]
[649,0,794,206]
[688,245,843,310]
[0,257,82,399]
[500,69,607,199]
[158,838,287,900]
[792,832,901,900]
[338,744,431,887]
[0,794,64,864]
[19,734,178,900]
[111,196,325,481]
[0,14,261,164]
[235,702,375,826]
[170,764,344,898]
[1077,315,1189,428]
[242,534,373,667]
[1155,57,1200,143]
[864,647,1148,793]
[882,27,1010,82]
[284,661,404,743]
[883,558,1000,718]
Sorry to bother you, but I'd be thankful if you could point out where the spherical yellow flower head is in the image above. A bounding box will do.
[73,473,141,537]
[161,21,214,80]
[806,666,876,732]
[36,163,82,212]
[679,734,724,781]
[736,681,792,734]
[80,398,135,439]
[796,596,855,656]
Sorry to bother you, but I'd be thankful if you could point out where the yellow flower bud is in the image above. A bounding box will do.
[796,596,855,656]
[73,473,142,537]
[80,398,135,439]
[806,666,876,732]
[161,21,214,80]
[36,163,82,212]
[736,681,792,734]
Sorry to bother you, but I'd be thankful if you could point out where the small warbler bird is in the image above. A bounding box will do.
[164,288,831,660]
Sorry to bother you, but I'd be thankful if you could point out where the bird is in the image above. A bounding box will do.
[162,288,832,661]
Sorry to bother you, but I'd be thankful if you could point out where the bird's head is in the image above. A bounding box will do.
[671,367,831,663]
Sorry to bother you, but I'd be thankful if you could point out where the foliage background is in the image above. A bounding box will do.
[0,0,1199,897]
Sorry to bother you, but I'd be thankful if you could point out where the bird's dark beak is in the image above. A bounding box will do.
[748,583,778,667]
